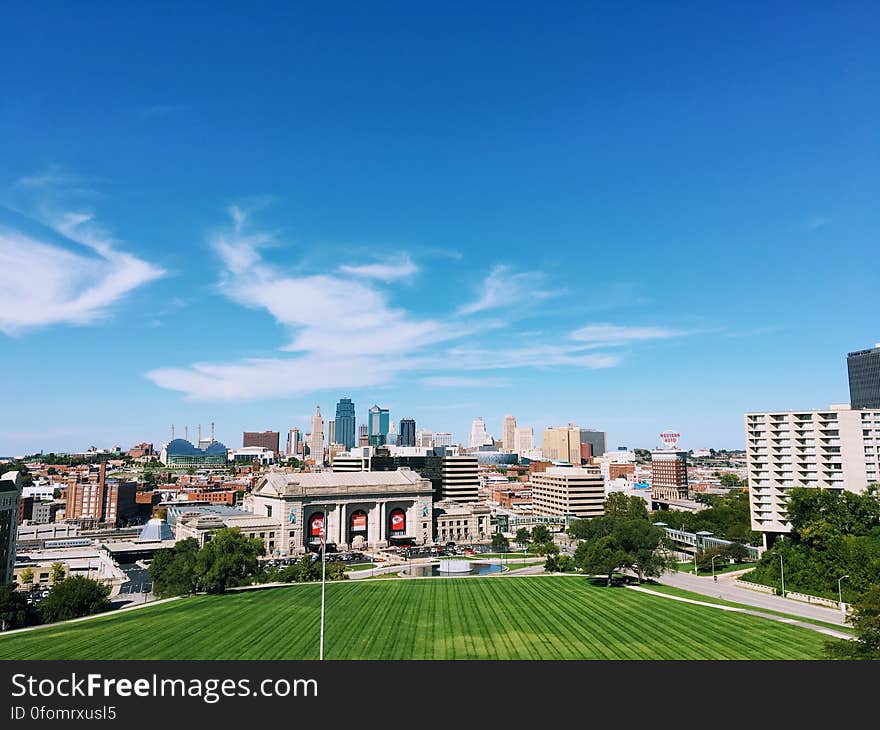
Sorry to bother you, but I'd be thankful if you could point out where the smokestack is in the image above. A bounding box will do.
[211,421,215,443]
[171,424,175,440]
[184,425,189,442]
[198,424,202,444]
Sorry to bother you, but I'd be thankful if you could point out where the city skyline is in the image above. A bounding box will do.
[2,4,879,455]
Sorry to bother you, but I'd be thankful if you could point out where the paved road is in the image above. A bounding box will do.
[629,585,853,640]
[112,564,154,605]
[656,570,848,626]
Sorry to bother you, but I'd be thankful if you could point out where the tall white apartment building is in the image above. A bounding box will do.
[416,429,433,448]
[745,403,880,543]
[433,432,454,447]
[514,427,534,454]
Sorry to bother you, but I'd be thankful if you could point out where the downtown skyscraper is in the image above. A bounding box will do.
[398,417,416,447]
[368,405,390,446]
[335,397,356,450]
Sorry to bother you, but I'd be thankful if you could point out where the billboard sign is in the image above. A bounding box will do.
[309,513,324,537]
[350,511,367,532]
[390,509,405,533]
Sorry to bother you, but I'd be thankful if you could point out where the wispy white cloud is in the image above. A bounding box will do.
[147,209,702,402]
[437,344,622,371]
[806,216,829,231]
[338,254,419,282]
[147,208,458,400]
[421,376,512,388]
[458,264,559,315]
[0,174,166,335]
[570,323,690,345]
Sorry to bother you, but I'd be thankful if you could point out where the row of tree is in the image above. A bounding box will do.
[149,528,348,598]
[746,487,880,603]
[1,577,111,631]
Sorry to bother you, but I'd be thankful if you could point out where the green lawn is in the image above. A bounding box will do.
[0,577,828,660]
[344,563,377,572]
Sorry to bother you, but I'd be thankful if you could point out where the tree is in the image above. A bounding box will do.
[19,568,34,589]
[530,524,552,544]
[575,536,630,586]
[544,555,558,572]
[695,546,728,573]
[724,542,750,563]
[515,528,531,546]
[491,532,510,552]
[825,586,880,659]
[719,473,744,488]
[0,584,33,631]
[194,528,265,594]
[40,576,111,623]
[149,538,200,598]
[604,492,649,520]
[50,562,66,585]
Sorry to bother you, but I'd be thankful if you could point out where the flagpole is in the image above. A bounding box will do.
[319,504,327,661]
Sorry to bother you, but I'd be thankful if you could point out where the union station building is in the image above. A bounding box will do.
[176,468,434,556]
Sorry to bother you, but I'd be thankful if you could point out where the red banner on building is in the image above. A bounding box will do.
[310,513,324,537]
[390,509,405,532]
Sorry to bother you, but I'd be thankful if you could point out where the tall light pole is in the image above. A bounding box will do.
[779,553,785,598]
[838,574,849,610]
[319,503,328,661]
[711,554,719,582]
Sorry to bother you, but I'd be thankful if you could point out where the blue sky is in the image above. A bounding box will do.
[1,2,878,455]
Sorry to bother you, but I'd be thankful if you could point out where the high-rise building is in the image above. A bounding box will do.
[469,417,492,448]
[358,424,369,447]
[388,419,398,446]
[368,405,390,446]
[433,432,453,447]
[308,406,325,464]
[745,403,880,543]
[848,344,880,409]
[579,429,606,464]
[531,466,605,519]
[286,428,301,458]
[64,463,138,526]
[399,418,416,447]
[416,429,434,448]
[0,470,23,584]
[334,397,357,450]
[328,420,336,447]
[514,427,534,454]
[502,415,517,452]
[650,450,689,501]
[541,424,581,464]
[243,430,280,456]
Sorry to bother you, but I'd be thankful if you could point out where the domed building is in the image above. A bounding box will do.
[160,438,229,467]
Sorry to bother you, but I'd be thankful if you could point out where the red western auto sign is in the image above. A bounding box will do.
[351,512,367,531]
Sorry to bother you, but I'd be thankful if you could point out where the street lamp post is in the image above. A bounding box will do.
[711,554,719,582]
[779,553,785,598]
[319,503,327,661]
[838,575,849,611]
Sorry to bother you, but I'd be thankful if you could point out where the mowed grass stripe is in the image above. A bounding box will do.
[0,578,827,660]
